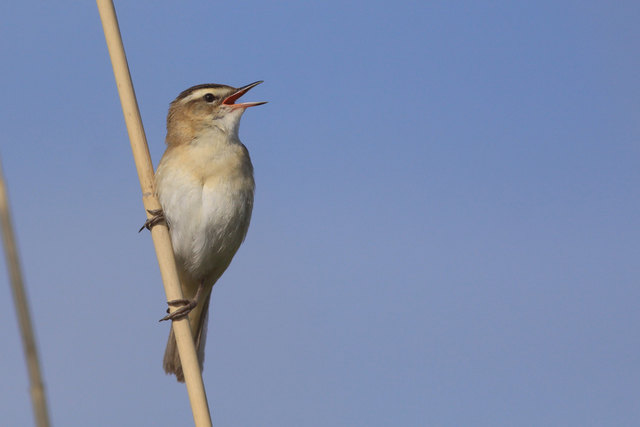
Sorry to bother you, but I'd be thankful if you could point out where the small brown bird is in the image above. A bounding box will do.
[145,81,265,382]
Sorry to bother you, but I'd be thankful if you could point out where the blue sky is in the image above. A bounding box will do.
[1,1,638,426]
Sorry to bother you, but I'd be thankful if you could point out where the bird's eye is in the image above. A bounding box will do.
[203,93,216,103]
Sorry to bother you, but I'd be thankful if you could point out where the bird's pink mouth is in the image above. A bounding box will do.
[223,81,267,109]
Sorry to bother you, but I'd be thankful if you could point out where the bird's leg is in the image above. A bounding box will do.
[159,281,206,322]
[138,209,166,233]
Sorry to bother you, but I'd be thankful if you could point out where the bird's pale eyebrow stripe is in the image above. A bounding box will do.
[174,83,228,103]
[179,89,213,104]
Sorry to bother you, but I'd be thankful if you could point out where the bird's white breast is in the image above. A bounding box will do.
[155,133,254,281]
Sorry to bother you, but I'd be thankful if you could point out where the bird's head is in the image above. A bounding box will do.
[166,81,265,145]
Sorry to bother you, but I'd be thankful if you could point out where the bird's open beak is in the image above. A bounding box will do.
[223,81,267,109]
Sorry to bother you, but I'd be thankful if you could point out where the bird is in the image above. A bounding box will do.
[142,81,265,382]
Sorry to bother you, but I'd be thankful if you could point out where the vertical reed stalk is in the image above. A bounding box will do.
[96,1,212,425]
[0,158,51,427]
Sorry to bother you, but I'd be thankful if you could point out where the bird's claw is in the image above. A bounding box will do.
[139,209,165,233]
[159,298,198,322]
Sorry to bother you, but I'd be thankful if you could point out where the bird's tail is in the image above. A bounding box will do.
[163,292,212,382]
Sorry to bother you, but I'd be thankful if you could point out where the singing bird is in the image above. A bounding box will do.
[143,81,265,382]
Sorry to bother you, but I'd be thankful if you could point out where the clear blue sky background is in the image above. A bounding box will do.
[1,1,638,426]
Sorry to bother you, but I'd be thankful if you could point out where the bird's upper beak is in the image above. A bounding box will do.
[223,81,267,109]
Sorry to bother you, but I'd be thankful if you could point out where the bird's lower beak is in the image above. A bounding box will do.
[223,81,267,109]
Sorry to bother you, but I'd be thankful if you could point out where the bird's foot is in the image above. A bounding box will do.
[138,209,165,233]
[159,298,198,322]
